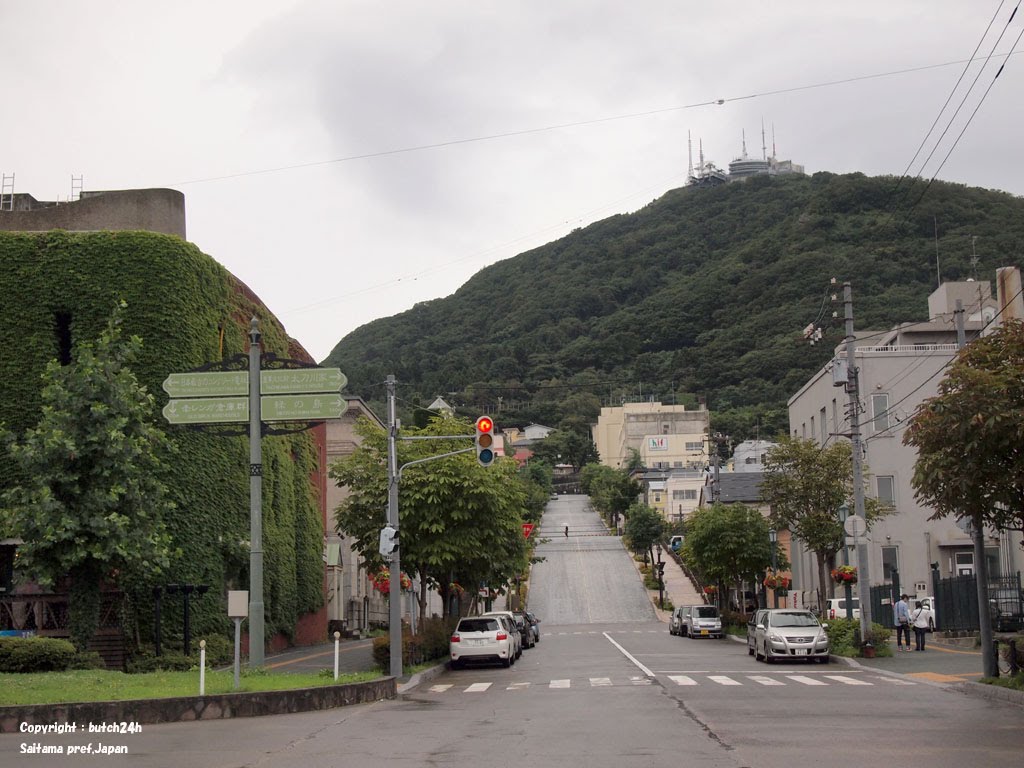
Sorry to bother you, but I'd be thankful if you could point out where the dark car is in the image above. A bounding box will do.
[523,610,541,643]
[512,611,536,648]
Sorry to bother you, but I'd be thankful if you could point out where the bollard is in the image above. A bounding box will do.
[334,631,341,681]
[199,639,206,695]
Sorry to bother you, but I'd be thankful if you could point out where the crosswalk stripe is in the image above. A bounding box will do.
[590,677,612,687]
[708,675,742,686]
[787,675,828,686]
[465,683,492,692]
[747,675,785,686]
[668,675,698,686]
[506,682,531,691]
[429,684,453,692]
[825,675,872,686]
[630,676,652,685]
[550,679,571,689]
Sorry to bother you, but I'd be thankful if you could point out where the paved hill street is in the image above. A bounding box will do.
[2,495,1023,767]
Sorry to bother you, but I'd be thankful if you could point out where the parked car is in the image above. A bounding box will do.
[684,604,723,638]
[512,611,536,648]
[449,616,517,669]
[523,610,541,643]
[669,535,684,551]
[670,605,692,636]
[824,596,861,620]
[481,611,526,656]
[749,608,830,664]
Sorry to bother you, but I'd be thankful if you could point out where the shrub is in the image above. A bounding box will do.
[372,618,459,672]
[0,637,78,672]
[68,651,106,670]
[197,634,233,666]
[127,653,196,673]
[823,618,892,657]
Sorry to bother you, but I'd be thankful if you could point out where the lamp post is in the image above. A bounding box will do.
[656,544,665,609]
[769,528,779,608]
[165,583,210,656]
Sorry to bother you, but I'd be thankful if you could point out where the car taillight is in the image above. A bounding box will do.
[496,631,508,641]
[450,635,460,643]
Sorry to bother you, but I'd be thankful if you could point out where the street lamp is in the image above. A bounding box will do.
[768,528,779,608]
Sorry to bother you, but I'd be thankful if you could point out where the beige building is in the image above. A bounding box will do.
[592,401,710,470]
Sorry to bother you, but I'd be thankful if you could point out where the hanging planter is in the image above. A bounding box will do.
[369,568,412,595]
[703,585,717,595]
[763,574,791,590]
[830,565,858,585]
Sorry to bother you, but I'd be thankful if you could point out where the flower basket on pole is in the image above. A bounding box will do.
[830,565,858,586]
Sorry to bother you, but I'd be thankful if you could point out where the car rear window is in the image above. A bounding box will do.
[458,618,499,633]
[693,607,719,618]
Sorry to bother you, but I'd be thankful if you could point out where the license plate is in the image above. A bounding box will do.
[797,648,809,655]
[701,630,709,635]
[468,639,486,646]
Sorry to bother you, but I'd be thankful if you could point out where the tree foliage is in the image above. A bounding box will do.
[580,463,641,529]
[760,436,885,609]
[623,503,665,564]
[330,414,533,618]
[530,428,598,472]
[903,319,1024,534]
[0,301,175,649]
[681,503,782,593]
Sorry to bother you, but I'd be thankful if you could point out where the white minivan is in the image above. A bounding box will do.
[825,596,860,620]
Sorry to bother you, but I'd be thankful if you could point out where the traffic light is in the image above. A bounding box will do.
[475,415,497,467]
[378,524,399,557]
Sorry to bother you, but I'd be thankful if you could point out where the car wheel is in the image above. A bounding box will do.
[763,643,774,664]
[450,659,462,670]
[502,657,511,668]
[817,655,829,664]
[754,644,764,662]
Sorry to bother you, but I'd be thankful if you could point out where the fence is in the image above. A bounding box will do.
[930,572,1021,633]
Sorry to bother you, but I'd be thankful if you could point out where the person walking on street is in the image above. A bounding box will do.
[894,594,911,651]
[911,600,929,651]
[564,525,569,538]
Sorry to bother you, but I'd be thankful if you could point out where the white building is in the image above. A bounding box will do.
[786,274,1021,599]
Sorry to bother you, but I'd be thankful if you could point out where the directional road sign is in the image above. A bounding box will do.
[260,368,346,395]
[163,368,346,399]
[261,394,346,422]
[163,397,249,424]
[162,371,248,398]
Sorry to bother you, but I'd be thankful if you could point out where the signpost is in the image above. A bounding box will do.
[160,322,347,668]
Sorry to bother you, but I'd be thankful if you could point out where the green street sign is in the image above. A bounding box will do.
[163,397,249,424]
[162,371,248,398]
[260,368,347,395]
[261,394,346,422]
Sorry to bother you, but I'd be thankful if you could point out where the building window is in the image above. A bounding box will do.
[663,424,670,434]
[876,476,895,508]
[832,398,839,436]
[683,489,697,500]
[871,393,890,433]
[881,546,899,582]
[810,415,815,442]
[673,461,683,468]
[685,441,703,451]
[820,407,827,444]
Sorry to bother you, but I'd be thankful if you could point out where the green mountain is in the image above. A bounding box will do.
[324,172,1024,438]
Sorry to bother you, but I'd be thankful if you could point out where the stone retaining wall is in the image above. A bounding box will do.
[0,677,395,733]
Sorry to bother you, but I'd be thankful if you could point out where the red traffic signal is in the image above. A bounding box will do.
[475,416,496,466]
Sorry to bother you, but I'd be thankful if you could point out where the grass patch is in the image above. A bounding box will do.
[981,674,1024,691]
[0,668,382,707]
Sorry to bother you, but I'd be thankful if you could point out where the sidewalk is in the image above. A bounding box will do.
[846,634,986,684]
[629,550,704,622]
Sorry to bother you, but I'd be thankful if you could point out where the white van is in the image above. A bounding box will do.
[825,597,860,620]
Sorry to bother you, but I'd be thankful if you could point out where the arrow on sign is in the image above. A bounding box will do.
[522,523,535,539]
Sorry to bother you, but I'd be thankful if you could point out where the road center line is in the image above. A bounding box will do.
[603,632,654,677]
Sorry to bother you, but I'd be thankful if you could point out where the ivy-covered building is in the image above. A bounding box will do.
[0,188,332,659]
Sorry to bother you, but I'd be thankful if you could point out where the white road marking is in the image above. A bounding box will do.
[708,675,742,686]
[429,684,452,692]
[507,682,531,690]
[603,632,655,678]
[590,677,612,686]
[630,676,652,685]
[787,675,828,686]
[872,677,916,685]
[747,675,785,686]
[464,682,492,692]
[825,675,872,686]
[550,679,571,689]
[668,675,698,686]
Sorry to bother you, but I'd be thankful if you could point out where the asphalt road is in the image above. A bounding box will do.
[3,495,1022,767]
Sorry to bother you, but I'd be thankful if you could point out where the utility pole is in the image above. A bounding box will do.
[248,318,265,668]
[843,283,874,640]
[386,375,403,679]
[956,300,997,677]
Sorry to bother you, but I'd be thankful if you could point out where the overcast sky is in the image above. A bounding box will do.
[3,1,1022,362]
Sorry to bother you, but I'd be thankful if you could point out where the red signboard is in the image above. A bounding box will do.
[522,523,535,539]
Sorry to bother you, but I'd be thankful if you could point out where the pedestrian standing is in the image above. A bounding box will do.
[894,594,911,651]
[911,600,928,651]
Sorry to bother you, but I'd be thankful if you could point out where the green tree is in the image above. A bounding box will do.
[903,319,1024,534]
[681,503,781,606]
[623,503,666,565]
[330,414,530,619]
[531,428,598,472]
[580,463,640,530]
[0,301,175,649]
[760,436,885,612]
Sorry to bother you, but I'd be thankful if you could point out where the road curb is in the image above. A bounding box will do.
[955,680,1024,708]
[396,661,447,693]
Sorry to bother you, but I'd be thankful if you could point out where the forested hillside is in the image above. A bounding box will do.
[323,172,1024,438]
